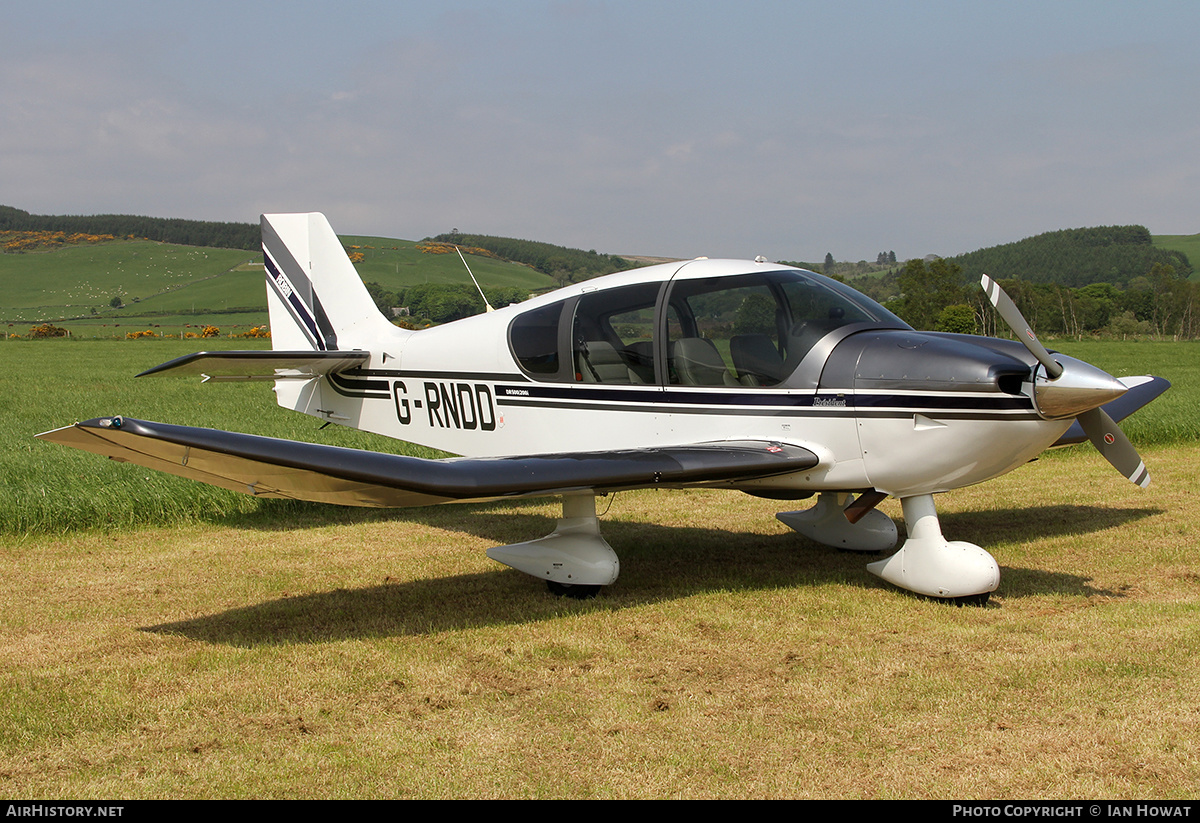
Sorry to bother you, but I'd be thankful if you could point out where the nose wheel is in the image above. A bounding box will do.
[867,494,1000,600]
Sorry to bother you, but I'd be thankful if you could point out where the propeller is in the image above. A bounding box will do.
[980,274,1150,487]
[980,274,1062,379]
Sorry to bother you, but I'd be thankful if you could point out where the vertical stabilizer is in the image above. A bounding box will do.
[261,213,403,352]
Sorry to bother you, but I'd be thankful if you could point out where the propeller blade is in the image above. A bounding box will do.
[980,274,1063,379]
[1078,407,1150,488]
[980,275,1149,487]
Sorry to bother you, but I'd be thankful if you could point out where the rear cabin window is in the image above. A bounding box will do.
[509,301,565,376]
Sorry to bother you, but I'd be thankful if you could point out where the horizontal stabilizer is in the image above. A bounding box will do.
[1052,375,1170,447]
[136,350,370,381]
[36,417,819,509]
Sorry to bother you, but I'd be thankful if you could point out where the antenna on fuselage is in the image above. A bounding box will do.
[456,245,495,313]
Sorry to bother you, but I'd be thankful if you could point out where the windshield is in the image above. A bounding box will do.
[665,269,908,386]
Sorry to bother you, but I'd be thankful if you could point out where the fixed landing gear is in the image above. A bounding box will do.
[867,493,999,600]
[487,493,619,596]
[780,491,1000,600]
[490,490,998,603]
[949,592,991,607]
[777,491,898,553]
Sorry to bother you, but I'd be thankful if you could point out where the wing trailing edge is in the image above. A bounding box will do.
[36,417,820,509]
[136,350,370,381]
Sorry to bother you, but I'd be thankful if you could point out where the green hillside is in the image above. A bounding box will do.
[0,233,558,333]
[0,241,258,324]
[427,232,634,282]
[1153,233,1200,282]
[948,226,1191,287]
[5,214,1195,338]
[339,235,557,292]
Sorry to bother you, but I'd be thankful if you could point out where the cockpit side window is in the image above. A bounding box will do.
[510,268,906,385]
[666,275,787,387]
[664,269,903,387]
[572,283,661,384]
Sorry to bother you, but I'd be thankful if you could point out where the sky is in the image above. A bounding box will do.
[3,0,1197,262]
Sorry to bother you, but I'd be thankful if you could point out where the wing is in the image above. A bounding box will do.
[136,350,369,381]
[1051,375,1171,447]
[36,417,820,508]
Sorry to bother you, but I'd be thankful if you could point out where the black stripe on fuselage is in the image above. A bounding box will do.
[320,369,1037,420]
[325,369,527,400]
[488,383,1033,410]
[328,371,390,399]
[340,368,530,382]
[493,397,1039,421]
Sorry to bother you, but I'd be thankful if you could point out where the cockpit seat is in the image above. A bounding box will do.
[731,334,785,386]
[577,340,643,384]
[672,338,740,386]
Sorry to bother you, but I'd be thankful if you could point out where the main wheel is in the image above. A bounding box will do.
[547,581,601,600]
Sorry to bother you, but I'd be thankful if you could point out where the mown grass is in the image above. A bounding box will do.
[2,448,1198,798]
[2,337,1198,798]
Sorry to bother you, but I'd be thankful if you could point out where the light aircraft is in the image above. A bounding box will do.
[38,213,1169,604]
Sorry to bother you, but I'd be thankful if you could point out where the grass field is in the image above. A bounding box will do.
[0,236,556,334]
[2,337,1198,798]
[338,235,557,293]
[0,242,259,324]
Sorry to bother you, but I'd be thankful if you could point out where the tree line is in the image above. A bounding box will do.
[947,225,1190,287]
[364,281,529,325]
[0,206,258,250]
[883,257,1200,340]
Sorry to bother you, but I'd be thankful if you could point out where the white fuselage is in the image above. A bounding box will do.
[269,258,1069,498]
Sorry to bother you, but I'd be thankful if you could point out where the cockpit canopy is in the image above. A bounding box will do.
[509,266,909,388]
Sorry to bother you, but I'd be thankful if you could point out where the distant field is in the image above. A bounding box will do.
[1,236,556,334]
[1049,338,1200,444]
[0,241,257,324]
[1152,233,1200,282]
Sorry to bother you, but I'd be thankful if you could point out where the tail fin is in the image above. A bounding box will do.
[261,213,400,351]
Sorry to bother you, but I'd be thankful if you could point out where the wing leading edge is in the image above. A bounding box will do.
[36,417,820,508]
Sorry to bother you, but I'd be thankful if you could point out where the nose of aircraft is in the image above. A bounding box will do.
[1032,354,1128,419]
[981,273,1151,488]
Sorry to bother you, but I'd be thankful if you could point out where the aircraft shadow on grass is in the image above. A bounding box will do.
[144,502,1160,646]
